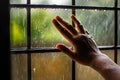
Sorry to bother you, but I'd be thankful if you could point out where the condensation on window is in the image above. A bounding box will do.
[11,54,27,80]
[31,9,72,47]
[31,52,72,80]
[76,10,114,46]
[10,8,27,48]
[31,0,71,5]
[76,64,104,80]
[76,0,114,7]
[10,1,120,80]
[10,0,27,4]
[118,50,120,65]
[118,0,120,7]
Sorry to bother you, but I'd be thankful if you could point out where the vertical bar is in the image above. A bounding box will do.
[0,0,11,80]
[27,0,31,48]
[114,0,118,63]
[72,0,75,15]
[27,0,31,80]
[72,1,75,80]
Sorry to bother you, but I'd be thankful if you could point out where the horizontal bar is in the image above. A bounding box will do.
[10,4,120,10]
[11,47,60,53]
[10,46,120,54]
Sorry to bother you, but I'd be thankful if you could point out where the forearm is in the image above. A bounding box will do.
[90,53,120,80]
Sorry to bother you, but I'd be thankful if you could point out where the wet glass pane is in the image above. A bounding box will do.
[31,52,72,80]
[76,0,114,7]
[76,50,114,80]
[118,11,120,45]
[76,64,104,80]
[10,0,27,4]
[31,9,71,47]
[31,0,71,5]
[118,50,120,65]
[118,0,120,7]
[10,8,27,48]
[76,10,114,46]
[101,50,114,61]
[11,54,27,80]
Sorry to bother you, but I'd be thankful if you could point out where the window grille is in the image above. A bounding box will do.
[6,0,120,80]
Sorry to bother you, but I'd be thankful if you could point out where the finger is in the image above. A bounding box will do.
[71,14,85,34]
[52,19,74,44]
[56,16,78,35]
[56,44,75,59]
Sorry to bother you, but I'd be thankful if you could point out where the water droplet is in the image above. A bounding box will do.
[95,9,97,12]
[65,9,68,11]
[33,68,36,72]
[104,10,106,12]
[82,9,85,11]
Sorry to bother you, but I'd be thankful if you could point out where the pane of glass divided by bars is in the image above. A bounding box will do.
[76,10,114,46]
[10,8,27,48]
[31,52,72,80]
[76,0,114,7]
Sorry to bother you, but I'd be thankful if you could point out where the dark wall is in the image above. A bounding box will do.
[0,0,10,80]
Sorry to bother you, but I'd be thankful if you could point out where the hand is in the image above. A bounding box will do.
[52,15,120,80]
[52,14,101,66]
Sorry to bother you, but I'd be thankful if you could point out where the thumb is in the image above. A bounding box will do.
[56,44,75,59]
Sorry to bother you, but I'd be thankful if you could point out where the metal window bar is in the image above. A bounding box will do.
[114,0,118,63]
[9,0,120,80]
[27,0,31,80]
[72,1,75,80]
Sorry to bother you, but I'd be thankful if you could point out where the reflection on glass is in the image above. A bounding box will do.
[76,0,114,7]
[118,11,120,45]
[31,9,71,47]
[10,8,27,48]
[76,10,114,46]
[31,52,72,80]
[11,54,27,80]
[10,0,26,4]
[76,50,114,80]
[31,0,71,5]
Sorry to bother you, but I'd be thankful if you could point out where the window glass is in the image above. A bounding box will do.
[76,64,104,80]
[101,50,114,60]
[76,0,114,7]
[118,50,120,65]
[31,0,71,5]
[10,8,27,48]
[76,50,114,80]
[76,10,114,46]
[31,52,72,80]
[11,54,27,80]
[118,0,120,7]
[31,9,72,47]
[10,0,27,4]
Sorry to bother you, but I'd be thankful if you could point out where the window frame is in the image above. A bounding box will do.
[0,0,10,80]
[9,0,120,80]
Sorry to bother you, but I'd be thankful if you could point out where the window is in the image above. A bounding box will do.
[9,0,120,80]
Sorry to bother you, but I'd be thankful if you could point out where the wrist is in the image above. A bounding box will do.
[90,53,120,80]
[90,53,115,71]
